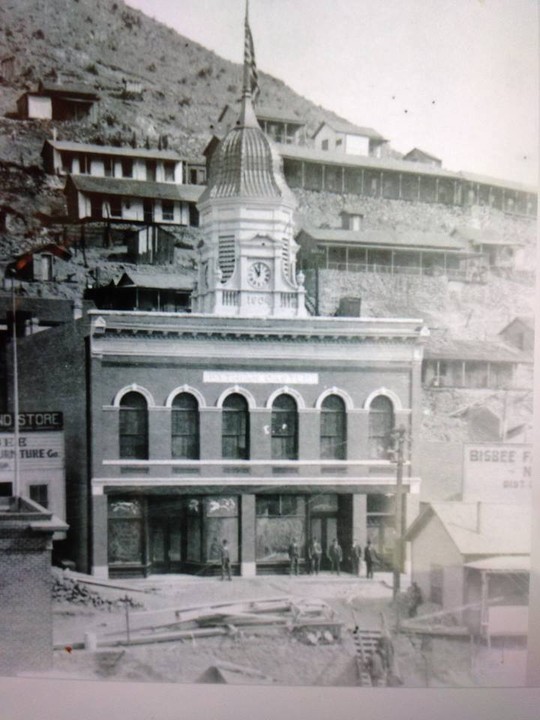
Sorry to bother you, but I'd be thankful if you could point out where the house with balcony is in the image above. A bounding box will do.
[297,224,477,279]
[275,145,538,217]
[216,104,307,145]
[421,337,533,391]
[64,175,203,226]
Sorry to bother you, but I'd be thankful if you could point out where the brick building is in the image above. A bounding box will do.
[12,16,428,578]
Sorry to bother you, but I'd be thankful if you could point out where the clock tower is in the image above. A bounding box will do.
[193,13,307,318]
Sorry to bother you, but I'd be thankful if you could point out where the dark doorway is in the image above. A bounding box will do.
[309,515,338,570]
[148,498,184,573]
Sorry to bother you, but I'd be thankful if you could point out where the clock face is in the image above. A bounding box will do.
[247,261,271,288]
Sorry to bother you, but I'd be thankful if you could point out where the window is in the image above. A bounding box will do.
[29,484,48,508]
[368,395,394,459]
[109,197,122,218]
[271,394,298,460]
[104,158,114,177]
[162,200,174,221]
[320,395,346,459]
[119,392,148,459]
[222,394,249,460]
[163,161,175,182]
[171,393,199,459]
[108,497,144,565]
[121,158,133,178]
[321,139,329,151]
[256,495,305,561]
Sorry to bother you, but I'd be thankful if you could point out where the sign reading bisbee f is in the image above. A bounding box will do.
[463,443,532,503]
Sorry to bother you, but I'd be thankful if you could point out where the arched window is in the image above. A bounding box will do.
[320,395,346,460]
[171,393,199,459]
[119,392,148,459]
[368,395,394,459]
[271,394,298,460]
[222,394,249,460]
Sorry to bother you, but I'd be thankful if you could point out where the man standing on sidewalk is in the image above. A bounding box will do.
[288,537,300,576]
[307,537,322,575]
[364,539,375,578]
[328,538,343,575]
[350,539,362,576]
[220,538,232,581]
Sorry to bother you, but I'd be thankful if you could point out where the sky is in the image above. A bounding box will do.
[126,0,538,186]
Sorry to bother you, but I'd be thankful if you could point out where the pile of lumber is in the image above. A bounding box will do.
[91,596,342,648]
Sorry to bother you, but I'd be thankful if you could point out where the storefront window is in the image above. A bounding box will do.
[205,496,239,563]
[256,495,305,561]
[108,498,144,564]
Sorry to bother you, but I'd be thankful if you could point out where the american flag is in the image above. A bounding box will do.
[244,6,260,101]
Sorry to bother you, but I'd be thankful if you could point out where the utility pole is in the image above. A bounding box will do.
[10,271,20,498]
[390,425,407,606]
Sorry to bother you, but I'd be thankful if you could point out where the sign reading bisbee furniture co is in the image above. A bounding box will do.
[463,443,532,503]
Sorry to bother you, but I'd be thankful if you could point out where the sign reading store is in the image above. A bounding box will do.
[0,412,63,432]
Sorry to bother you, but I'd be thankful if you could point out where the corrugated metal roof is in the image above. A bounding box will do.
[277,144,537,193]
[403,147,442,163]
[116,271,195,290]
[314,119,385,141]
[37,81,99,98]
[452,226,523,247]
[68,175,204,202]
[465,555,530,571]
[256,106,305,126]
[43,140,185,162]
[299,226,469,251]
[424,337,532,362]
[406,502,531,556]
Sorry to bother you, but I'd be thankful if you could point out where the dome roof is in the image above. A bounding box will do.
[199,98,296,205]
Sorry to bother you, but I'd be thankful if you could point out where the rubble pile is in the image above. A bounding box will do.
[52,569,143,611]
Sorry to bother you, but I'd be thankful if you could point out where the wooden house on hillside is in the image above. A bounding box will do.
[275,145,537,217]
[16,81,99,121]
[216,104,307,146]
[403,147,442,168]
[297,225,477,279]
[312,119,387,158]
[422,337,532,391]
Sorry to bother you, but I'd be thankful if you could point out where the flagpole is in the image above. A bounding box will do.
[10,274,20,497]
[243,0,251,96]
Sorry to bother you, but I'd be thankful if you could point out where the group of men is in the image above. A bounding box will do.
[288,537,377,577]
[216,536,379,579]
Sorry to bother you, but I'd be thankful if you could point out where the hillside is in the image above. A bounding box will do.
[0,0,353,165]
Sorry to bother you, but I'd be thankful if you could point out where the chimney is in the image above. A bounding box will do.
[476,502,482,533]
[73,298,83,320]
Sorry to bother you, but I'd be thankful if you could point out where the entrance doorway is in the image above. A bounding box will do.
[148,498,184,573]
[149,518,182,573]
[310,515,338,570]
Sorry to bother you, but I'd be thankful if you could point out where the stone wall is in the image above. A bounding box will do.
[0,531,53,675]
[294,190,536,243]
